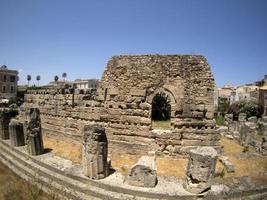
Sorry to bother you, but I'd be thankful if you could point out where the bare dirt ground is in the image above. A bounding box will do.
[43,135,267,181]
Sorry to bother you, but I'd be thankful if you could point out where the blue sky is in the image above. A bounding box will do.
[0,0,266,87]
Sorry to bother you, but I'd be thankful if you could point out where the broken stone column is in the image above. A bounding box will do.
[82,124,109,179]
[25,108,44,155]
[9,119,25,146]
[0,111,12,140]
[125,153,157,187]
[184,147,218,194]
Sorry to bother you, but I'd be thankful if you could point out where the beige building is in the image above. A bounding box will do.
[0,65,19,100]
[236,84,259,102]
[74,79,99,91]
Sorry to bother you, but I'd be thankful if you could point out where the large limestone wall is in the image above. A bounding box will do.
[20,55,219,156]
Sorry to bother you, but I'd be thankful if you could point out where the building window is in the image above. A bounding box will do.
[3,86,6,93]
[3,75,6,82]
[11,86,14,93]
[10,76,16,82]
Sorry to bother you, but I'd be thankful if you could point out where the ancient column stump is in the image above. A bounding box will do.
[9,119,25,146]
[0,111,12,140]
[82,124,109,179]
[184,147,218,194]
[25,108,44,156]
[125,154,157,187]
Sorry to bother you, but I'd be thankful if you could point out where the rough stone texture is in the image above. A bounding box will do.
[219,156,235,173]
[226,115,267,155]
[25,108,44,155]
[184,147,218,194]
[9,119,25,146]
[0,112,12,140]
[125,154,157,187]
[82,124,109,179]
[238,113,247,122]
[19,55,219,157]
[248,116,257,123]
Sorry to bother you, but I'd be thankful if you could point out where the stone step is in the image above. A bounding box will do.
[0,146,95,200]
[0,139,183,200]
[0,140,133,200]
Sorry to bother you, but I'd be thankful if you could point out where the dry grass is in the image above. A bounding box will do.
[0,161,55,200]
[44,136,188,177]
[219,137,267,179]
[43,135,267,181]
[152,120,171,129]
[43,136,82,164]
[110,154,187,178]
[156,157,187,178]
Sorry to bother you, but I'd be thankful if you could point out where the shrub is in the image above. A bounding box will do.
[215,115,225,125]
[228,100,262,120]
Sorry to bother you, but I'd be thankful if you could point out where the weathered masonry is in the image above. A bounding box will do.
[21,55,219,156]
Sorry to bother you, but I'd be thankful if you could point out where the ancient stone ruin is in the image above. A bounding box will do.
[82,124,109,179]
[222,113,267,154]
[184,147,218,194]
[21,55,219,157]
[9,119,25,147]
[0,55,266,199]
[25,108,44,155]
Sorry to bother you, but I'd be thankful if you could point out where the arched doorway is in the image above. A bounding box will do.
[151,92,171,122]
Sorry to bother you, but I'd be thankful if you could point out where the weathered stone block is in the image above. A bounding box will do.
[130,89,146,97]
[219,156,235,173]
[82,124,109,179]
[224,114,233,122]
[248,116,257,123]
[25,108,44,156]
[238,113,247,122]
[184,147,217,194]
[0,111,12,140]
[9,119,25,147]
[125,155,157,187]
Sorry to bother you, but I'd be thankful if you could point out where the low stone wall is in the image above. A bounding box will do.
[20,89,220,157]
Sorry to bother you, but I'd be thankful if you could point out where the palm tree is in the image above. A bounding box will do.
[36,75,41,86]
[54,75,59,84]
[62,72,67,82]
[27,75,31,86]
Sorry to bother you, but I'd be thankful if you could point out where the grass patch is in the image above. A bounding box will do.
[0,161,56,200]
[215,115,225,125]
[152,120,171,129]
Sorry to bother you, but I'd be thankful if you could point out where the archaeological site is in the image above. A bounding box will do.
[0,55,266,199]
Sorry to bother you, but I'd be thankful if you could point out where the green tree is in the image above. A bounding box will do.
[36,75,41,86]
[228,100,262,120]
[62,72,67,82]
[26,75,31,86]
[54,75,59,83]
